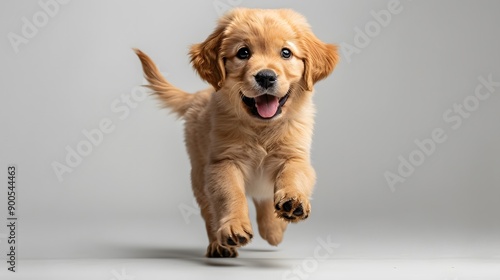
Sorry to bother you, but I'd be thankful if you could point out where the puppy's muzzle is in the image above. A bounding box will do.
[241,91,289,120]
[254,69,277,89]
[244,69,289,120]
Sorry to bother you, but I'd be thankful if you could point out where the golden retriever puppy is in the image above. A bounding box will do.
[135,8,338,258]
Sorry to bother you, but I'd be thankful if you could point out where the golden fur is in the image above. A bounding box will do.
[135,8,338,258]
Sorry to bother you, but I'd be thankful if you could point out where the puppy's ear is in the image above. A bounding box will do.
[302,33,339,91]
[189,24,227,90]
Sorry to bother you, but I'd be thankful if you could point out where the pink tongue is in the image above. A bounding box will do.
[255,95,279,118]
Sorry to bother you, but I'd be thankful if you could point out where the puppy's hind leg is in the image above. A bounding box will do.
[254,199,288,246]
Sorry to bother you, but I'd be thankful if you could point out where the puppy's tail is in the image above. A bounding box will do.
[134,48,193,117]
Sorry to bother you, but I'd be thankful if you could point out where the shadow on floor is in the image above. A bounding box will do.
[92,242,290,269]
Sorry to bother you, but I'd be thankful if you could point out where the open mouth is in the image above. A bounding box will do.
[241,92,290,119]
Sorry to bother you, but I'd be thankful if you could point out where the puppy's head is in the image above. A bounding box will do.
[190,8,338,120]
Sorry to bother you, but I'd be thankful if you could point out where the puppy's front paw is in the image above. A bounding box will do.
[217,219,253,248]
[274,190,311,223]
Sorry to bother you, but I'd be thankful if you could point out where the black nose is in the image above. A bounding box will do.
[255,70,277,89]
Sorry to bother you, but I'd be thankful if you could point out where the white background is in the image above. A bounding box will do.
[1,0,499,279]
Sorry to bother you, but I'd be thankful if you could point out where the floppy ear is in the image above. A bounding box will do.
[189,24,226,90]
[302,33,339,91]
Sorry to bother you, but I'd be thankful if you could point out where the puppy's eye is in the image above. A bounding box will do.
[281,48,292,59]
[236,47,251,60]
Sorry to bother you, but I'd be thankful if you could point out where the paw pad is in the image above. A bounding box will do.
[274,196,310,223]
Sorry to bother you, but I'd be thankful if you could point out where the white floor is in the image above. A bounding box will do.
[2,258,500,280]
[3,219,499,279]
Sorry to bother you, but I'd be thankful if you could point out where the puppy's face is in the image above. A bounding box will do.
[222,18,304,120]
[190,9,338,121]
